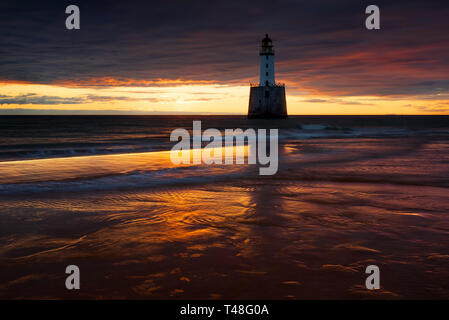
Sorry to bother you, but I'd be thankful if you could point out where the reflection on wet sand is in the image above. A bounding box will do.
[0,145,249,184]
[0,139,448,299]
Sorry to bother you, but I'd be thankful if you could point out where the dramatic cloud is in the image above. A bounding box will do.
[0,108,234,115]
[413,104,449,113]
[0,94,85,105]
[0,0,448,98]
[0,93,153,105]
[303,98,374,105]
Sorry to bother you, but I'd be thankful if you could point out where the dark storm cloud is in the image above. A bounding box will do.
[1,0,449,97]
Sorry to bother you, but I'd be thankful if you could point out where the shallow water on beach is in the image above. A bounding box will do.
[0,116,448,299]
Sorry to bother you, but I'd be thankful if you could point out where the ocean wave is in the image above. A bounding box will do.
[278,171,449,188]
[0,164,252,196]
[2,123,449,162]
[0,143,163,161]
[279,125,439,140]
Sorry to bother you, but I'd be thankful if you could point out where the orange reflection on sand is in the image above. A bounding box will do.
[0,145,249,185]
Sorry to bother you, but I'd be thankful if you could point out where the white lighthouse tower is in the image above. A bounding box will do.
[259,34,275,86]
[248,34,287,118]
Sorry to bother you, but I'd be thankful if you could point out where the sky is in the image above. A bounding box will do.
[1,0,449,115]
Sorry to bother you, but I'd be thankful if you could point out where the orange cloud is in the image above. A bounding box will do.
[55,78,219,89]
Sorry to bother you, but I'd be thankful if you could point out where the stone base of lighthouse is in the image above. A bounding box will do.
[248,86,288,118]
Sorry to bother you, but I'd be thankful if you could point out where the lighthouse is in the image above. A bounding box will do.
[248,34,288,118]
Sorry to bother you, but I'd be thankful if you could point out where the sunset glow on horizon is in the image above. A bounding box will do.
[1,80,448,115]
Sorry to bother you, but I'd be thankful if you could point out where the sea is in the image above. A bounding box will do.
[0,115,448,299]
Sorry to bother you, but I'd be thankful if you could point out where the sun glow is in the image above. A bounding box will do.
[0,81,448,115]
